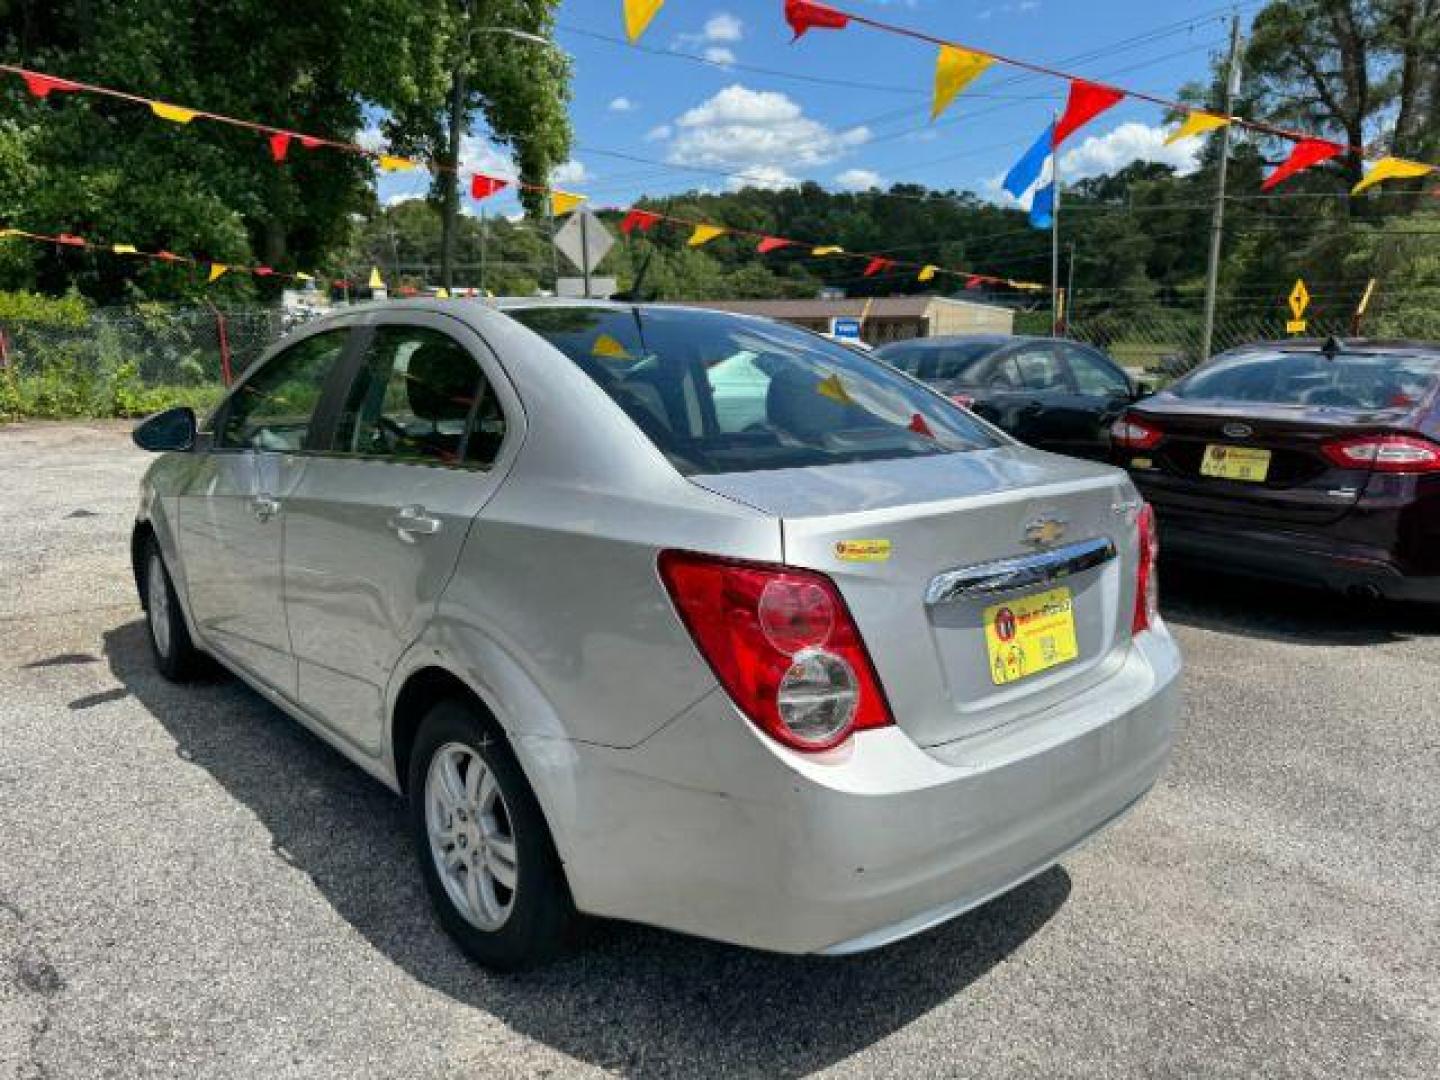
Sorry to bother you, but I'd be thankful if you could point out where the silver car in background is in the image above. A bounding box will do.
[131,299,1181,969]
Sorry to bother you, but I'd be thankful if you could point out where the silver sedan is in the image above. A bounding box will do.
[130,299,1181,969]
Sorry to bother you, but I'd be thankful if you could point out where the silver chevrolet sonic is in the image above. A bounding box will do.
[130,299,1181,969]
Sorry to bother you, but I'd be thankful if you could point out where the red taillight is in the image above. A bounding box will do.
[949,393,976,409]
[1132,503,1160,635]
[657,551,894,751]
[1321,434,1440,474]
[1111,414,1163,450]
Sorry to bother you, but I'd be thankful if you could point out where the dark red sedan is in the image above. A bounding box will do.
[1111,338,1440,603]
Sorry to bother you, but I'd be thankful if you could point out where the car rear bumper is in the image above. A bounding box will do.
[1156,514,1440,602]
[520,629,1180,955]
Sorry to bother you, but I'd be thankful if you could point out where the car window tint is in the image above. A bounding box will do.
[509,306,999,476]
[1175,350,1440,410]
[1065,345,1130,395]
[331,326,503,467]
[1011,346,1069,392]
[218,329,349,451]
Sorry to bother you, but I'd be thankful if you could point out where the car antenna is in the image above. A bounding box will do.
[1320,334,1345,360]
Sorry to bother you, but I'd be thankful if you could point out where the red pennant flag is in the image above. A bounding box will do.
[756,236,794,254]
[1053,80,1125,147]
[470,173,509,201]
[620,209,661,235]
[269,133,291,162]
[55,233,86,247]
[785,0,850,40]
[254,266,275,277]
[863,257,894,277]
[908,413,934,437]
[299,136,324,150]
[1262,138,1344,191]
[21,72,80,99]
[155,250,182,262]
[964,275,983,290]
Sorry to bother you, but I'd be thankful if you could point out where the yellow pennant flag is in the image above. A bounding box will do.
[624,0,666,42]
[932,46,994,121]
[917,264,939,283]
[816,373,855,406]
[435,286,449,299]
[1164,111,1230,146]
[551,190,586,216]
[591,333,631,360]
[368,266,385,289]
[379,154,417,172]
[111,243,138,255]
[1352,156,1435,195]
[688,224,726,247]
[207,263,228,283]
[294,272,314,282]
[151,102,199,124]
[812,245,844,256]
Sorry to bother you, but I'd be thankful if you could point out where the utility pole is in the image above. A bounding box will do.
[1051,111,1062,337]
[1200,14,1243,364]
[439,0,474,292]
[1065,241,1077,334]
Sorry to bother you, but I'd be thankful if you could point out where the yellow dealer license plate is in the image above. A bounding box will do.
[1200,444,1271,482]
[984,587,1078,686]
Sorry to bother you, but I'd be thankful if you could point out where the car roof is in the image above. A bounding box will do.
[1218,338,1440,358]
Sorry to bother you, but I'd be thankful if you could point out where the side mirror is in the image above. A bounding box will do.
[132,406,197,452]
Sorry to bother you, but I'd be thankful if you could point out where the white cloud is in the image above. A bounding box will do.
[550,159,589,186]
[644,123,672,142]
[664,84,870,190]
[703,13,743,42]
[1059,121,1201,181]
[459,136,518,181]
[835,168,884,191]
[733,165,799,191]
[608,96,636,113]
[674,11,744,62]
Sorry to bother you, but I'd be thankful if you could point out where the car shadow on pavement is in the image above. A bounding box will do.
[1160,567,1440,646]
[104,618,1071,1078]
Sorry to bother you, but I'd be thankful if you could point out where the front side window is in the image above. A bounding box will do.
[1010,345,1070,392]
[1065,345,1131,396]
[218,329,349,451]
[509,306,999,476]
[330,325,503,467]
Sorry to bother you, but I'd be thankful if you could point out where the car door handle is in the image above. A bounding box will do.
[388,505,441,542]
[251,494,281,522]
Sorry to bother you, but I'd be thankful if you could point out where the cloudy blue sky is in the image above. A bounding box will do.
[376,0,1260,215]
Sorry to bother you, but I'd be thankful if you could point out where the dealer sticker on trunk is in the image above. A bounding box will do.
[984,587,1079,686]
[834,539,892,563]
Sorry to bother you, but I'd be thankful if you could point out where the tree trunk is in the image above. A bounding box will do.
[439,65,466,291]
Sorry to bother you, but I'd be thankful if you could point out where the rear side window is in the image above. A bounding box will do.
[509,306,999,475]
[218,329,349,451]
[1175,351,1440,410]
[330,326,504,468]
[1065,345,1130,396]
[880,342,998,383]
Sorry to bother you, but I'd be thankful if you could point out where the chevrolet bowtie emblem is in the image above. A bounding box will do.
[1024,517,1068,547]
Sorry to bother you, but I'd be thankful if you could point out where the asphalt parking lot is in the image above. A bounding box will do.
[1,420,1437,1079]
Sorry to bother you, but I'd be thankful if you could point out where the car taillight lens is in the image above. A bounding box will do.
[1321,434,1440,474]
[949,393,976,409]
[1111,414,1163,450]
[1133,503,1160,635]
[658,550,894,751]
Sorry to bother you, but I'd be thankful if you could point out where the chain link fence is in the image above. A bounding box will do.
[0,304,323,419]
[2,294,1431,420]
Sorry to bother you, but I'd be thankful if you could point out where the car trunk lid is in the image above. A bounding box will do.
[1131,401,1409,525]
[691,448,1140,747]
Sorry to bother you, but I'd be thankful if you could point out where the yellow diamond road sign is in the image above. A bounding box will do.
[1288,279,1310,321]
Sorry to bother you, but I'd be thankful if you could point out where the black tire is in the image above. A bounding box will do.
[407,699,577,971]
[141,536,202,682]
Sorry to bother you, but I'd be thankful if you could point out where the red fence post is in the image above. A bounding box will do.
[204,299,233,386]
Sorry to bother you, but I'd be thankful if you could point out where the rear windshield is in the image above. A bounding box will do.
[1174,350,1440,410]
[509,306,1000,475]
[880,341,998,382]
